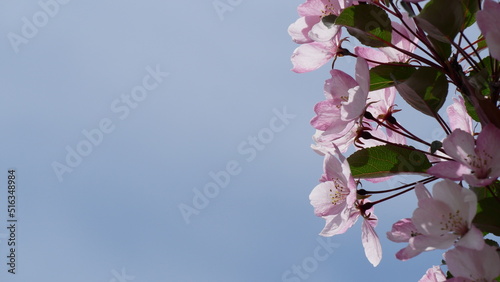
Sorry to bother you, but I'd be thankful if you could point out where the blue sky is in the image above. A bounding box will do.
[0,1,447,281]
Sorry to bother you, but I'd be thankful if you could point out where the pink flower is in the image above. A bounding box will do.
[291,40,340,73]
[309,145,358,234]
[418,266,447,282]
[310,58,369,133]
[411,181,484,253]
[390,181,484,261]
[444,245,500,282]
[309,147,382,266]
[427,124,500,186]
[477,0,500,61]
[310,57,371,151]
[288,0,347,73]
[311,127,358,153]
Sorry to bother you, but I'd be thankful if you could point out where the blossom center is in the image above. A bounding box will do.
[439,209,468,235]
[465,151,492,179]
[329,178,349,205]
[320,1,337,18]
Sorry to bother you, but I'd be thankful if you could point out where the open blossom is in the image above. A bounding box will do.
[427,124,500,186]
[390,181,484,261]
[477,0,500,61]
[310,57,370,150]
[308,146,382,266]
[288,0,352,72]
[309,145,358,235]
[412,181,483,251]
[444,245,500,282]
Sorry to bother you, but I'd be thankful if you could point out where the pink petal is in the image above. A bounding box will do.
[386,218,417,243]
[415,182,431,202]
[341,57,369,120]
[447,96,473,134]
[442,129,476,165]
[309,21,341,42]
[477,0,500,61]
[324,69,359,101]
[395,243,424,261]
[426,161,470,181]
[362,219,382,267]
[418,266,447,282]
[411,233,455,250]
[291,42,336,73]
[475,124,500,179]
[354,46,389,67]
[310,100,341,131]
[445,245,500,281]
[298,0,328,17]
[320,208,359,236]
[288,16,316,44]
[456,225,484,251]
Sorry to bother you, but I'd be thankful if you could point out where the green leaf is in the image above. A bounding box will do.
[335,5,392,47]
[369,64,416,91]
[471,181,500,201]
[464,97,480,122]
[347,144,432,179]
[473,197,500,236]
[416,0,465,42]
[462,0,479,29]
[394,67,448,117]
[477,35,487,52]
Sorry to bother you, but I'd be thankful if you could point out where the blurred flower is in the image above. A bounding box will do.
[444,245,500,282]
[418,266,446,282]
[477,0,500,61]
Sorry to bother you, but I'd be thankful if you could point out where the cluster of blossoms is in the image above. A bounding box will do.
[289,0,500,280]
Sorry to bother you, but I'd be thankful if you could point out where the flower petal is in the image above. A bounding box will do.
[291,42,336,73]
[477,0,500,61]
[362,218,382,267]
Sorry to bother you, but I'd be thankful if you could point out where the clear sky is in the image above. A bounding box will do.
[0,1,446,281]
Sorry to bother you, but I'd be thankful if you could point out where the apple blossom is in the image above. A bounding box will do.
[410,181,484,254]
[288,0,350,72]
[308,146,382,266]
[309,146,358,235]
[291,0,500,277]
[427,124,500,186]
